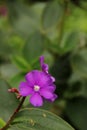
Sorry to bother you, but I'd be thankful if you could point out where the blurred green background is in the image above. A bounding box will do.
[0,0,87,130]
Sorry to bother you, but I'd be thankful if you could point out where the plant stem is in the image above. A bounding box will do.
[0,97,26,130]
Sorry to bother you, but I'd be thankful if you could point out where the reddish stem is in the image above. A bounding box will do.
[0,97,26,130]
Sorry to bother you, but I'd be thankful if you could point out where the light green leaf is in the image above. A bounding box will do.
[0,118,5,128]
[9,73,25,88]
[10,108,74,130]
[12,56,31,72]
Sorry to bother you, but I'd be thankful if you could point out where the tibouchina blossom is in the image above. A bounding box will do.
[19,56,57,107]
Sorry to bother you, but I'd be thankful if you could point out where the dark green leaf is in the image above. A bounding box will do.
[60,32,79,54]
[23,31,46,62]
[78,81,87,98]
[0,79,19,121]
[7,1,41,37]
[46,41,60,54]
[67,73,87,99]
[0,31,12,57]
[71,49,87,78]
[10,108,74,130]
[65,97,87,130]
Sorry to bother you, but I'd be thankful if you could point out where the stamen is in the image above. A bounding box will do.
[34,85,40,92]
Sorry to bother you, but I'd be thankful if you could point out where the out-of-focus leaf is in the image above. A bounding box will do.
[80,1,87,10]
[12,56,31,72]
[65,97,87,130]
[42,1,64,29]
[69,72,82,84]
[51,54,71,81]
[60,32,79,54]
[72,0,87,10]
[8,35,24,53]
[67,74,87,99]
[7,1,19,23]
[46,32,79,55]
[7,1,36,37]
[0,79,19,121]
[46,41,60,54]
[10,108,74,130]
[78,81,87,98]
[7,1,44,37]
[9,73,25,88]
[23,31,46,62]
[12,14,38,38]
[30,3,46,22]
[0,64,20,80]
[0,31,12,57]
[7,1,36,23]
[0,118,5,128]
[71,49,87,78]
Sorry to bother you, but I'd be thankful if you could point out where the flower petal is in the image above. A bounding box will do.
[30,93,43,107]
[48,85,56,92]
[49,94,58,102]
[38,72,53,87]
[40,56,44,66]
[42,63,49,73]
[19,81,33,96]
[40,56,49,73]
[26,70,52,87]
[25,71,36,87]
[51,76,55,82]
[40,88,54,99]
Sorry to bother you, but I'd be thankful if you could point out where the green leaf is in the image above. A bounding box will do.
[80,81,87,98]
[0,79,19,121]
[46,41,60,54]
[65,97,87,130]
[9,73,25,88]
[0,31,12,57]
[42,1,64,29]
[0,118,5,128]
[7,1,42,38]
[23,31,46,62]
[67,74,87,99]
[7,1,36,23]
[79,0,87,10]
[10,108,74,130]
[12,56,31,72]
[71,49,87,78]
[0,64,19,80]
[13,14,38,38]
[60,32,79,54]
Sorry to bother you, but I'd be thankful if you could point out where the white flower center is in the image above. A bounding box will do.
[34,85,40,92]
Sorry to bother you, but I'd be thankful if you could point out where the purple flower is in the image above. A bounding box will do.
[40,56,55,82]
[19,56,57,107]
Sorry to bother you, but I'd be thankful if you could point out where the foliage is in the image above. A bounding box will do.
[0,0,87,130]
